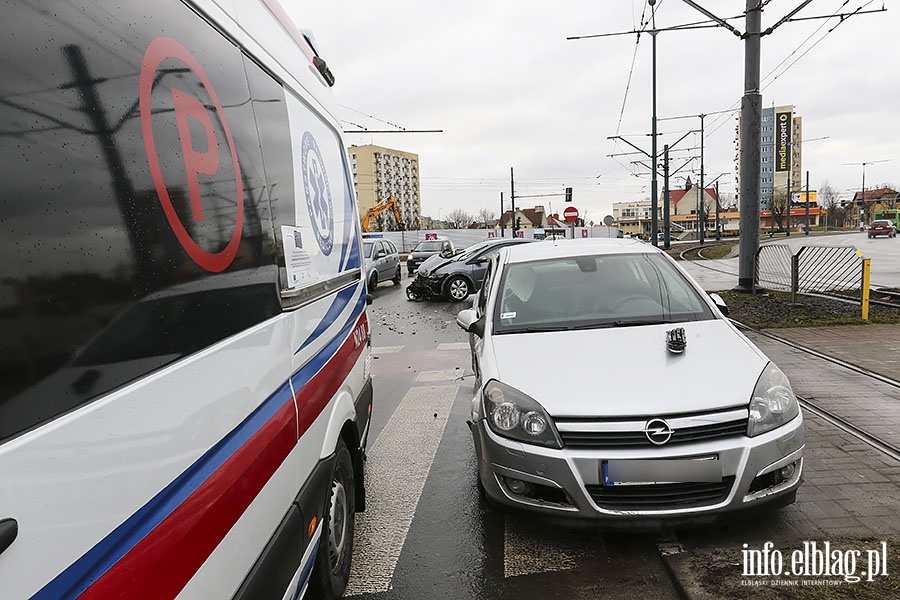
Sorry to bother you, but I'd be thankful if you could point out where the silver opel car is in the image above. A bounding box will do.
[457,238,803,525]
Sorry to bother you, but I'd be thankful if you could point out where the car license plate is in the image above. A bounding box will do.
[602,457,721,486]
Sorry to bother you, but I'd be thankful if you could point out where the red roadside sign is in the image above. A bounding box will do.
[563,206,579,223]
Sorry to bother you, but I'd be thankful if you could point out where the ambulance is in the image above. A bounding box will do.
[0,1,372,598]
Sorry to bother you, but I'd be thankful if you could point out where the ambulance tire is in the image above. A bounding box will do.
[307,438,356,600]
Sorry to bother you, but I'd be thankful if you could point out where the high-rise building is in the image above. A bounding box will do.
[736,105,802,210]
[349,144,421,230]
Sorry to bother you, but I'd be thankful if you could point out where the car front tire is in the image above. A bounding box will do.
[307,439,356,600]
[393,265,402,285]
[369,272,378,290]
[445,276,471,302]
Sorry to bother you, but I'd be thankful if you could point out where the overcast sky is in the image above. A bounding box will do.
[289,1,898,225]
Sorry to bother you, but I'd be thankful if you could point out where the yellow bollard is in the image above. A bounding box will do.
[861,258,871,321]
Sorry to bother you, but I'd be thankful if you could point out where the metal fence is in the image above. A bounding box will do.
[755,244,866,301]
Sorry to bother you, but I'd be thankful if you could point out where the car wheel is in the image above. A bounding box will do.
[369,271,378,290]
[307,439,356,600]
[445,276,471,302]
[392,265,402,285]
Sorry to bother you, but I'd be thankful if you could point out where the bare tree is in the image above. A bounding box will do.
[819,181,844,228]
[476,208,495,229]
[770,188,788,231]
[445,208,473,229]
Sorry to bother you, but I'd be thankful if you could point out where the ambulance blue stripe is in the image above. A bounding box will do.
[296,284,361,354]
[31,295,365,600]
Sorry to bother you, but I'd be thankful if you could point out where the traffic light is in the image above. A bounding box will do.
[565,187,573,202]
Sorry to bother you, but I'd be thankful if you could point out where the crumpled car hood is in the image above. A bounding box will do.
[488,319,769,417]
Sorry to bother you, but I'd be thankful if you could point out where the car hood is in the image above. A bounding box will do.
[417,254,454,276]
[488,319,768,417]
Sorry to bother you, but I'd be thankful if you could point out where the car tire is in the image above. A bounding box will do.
[307,438,356,600]
[445,276,471,302]
[369,272,378,291]
[392,265,402,285]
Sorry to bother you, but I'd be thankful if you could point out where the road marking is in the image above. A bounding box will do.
[503,515,584,578]
[345,384,458,595]
[372,345,403,354]
[437,342,469,351]
[415,368,465,382]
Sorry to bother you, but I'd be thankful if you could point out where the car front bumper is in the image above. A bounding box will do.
[406,274,444,299]
[470,411,804,524]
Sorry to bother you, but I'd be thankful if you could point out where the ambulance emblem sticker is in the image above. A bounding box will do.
[301,132,334,256]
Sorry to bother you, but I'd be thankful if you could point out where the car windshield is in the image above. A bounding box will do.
[413,240,444,252]
[362,241,374,256]
[493,253,715,334]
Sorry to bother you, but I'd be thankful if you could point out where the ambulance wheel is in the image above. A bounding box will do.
[307,439,355,600]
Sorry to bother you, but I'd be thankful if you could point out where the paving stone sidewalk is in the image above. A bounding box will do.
[665,324,900,599]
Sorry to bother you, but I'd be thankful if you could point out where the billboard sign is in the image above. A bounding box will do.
[775,111,792,172]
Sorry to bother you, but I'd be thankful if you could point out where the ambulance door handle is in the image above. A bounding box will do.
[0,518,18,556]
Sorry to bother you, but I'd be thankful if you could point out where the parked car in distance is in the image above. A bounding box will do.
[363,236,401,289]
[457,238,804,526]
[868,219,897,238]
[406,238,534,302]
[407,238,455,275]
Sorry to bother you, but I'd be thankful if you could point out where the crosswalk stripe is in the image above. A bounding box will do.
[345,384,458,595]
[415,368,466,382]
[372,345,403,354]
[437,342,469,351]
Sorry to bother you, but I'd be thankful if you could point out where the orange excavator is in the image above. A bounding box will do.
[360,195,403,232]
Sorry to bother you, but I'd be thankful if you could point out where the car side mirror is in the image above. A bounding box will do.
[374,251,385,259]
[456,308,485,337]
[709,293,729,317]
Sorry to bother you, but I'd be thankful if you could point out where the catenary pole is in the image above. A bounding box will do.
[737,0,762,291]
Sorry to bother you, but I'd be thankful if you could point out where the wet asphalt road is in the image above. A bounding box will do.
[346,275,680,600]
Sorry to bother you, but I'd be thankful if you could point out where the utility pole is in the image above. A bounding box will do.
[510,167,517,237]
[650,27,659,247]
[698,113,706,244]
[804,171,810,235]
[500,191,505,237]
[737,0,762,290]
[662,144,671,248]
[715,180,721,240]
[844,160,890,229]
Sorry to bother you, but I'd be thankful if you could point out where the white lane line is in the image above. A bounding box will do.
[415,368,465,382]
[345,384,458,595]
[504,515,584,578]
[372,345,403,354]
[437,342,469,351]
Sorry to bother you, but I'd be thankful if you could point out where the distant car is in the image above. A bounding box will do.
[407,238,455,275]
[657,232,679,242]
[868,220,896,238]
[363,237,401,289]
[406,238,534,302]
[456,238,804,524]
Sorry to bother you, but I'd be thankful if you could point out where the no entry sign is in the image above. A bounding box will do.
[563,206,579,223]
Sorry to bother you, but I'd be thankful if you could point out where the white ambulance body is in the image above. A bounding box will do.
[0,1,371,598]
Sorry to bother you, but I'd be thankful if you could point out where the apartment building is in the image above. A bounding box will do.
[349,144,421,230]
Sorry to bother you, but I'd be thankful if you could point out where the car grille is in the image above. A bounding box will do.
[556,408,748,449]
[585,477,735,510]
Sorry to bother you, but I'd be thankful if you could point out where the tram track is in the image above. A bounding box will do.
[732,321,900,464]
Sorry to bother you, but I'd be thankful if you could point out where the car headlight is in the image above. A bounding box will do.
[482,380,561,448]
[748,363,800,437]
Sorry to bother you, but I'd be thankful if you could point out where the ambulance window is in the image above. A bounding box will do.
[0,0,281,442]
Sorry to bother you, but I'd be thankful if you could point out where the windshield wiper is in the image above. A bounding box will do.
[499,325,571,334]
[612,318,674,328]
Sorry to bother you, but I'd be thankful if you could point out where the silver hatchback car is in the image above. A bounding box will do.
[457,239,804,525]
